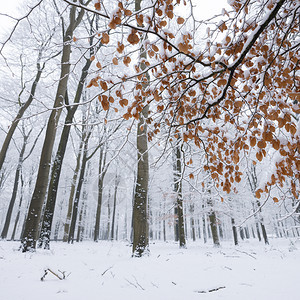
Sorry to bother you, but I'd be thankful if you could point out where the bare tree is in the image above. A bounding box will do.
[21,3,87,252]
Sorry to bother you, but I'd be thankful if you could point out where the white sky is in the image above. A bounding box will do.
[0,0,229,21]
[0,0,229,51]
[0,0,23,15]
[194,0,229,19]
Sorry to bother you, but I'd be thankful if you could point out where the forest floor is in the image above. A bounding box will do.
[0,238,299,300]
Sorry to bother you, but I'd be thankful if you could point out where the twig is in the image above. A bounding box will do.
[125,278,138,289]
[101,266,113,276]
[195,286,226,293]
[41,268,67,281]
[132,275,145,291]
[235,249,257,260]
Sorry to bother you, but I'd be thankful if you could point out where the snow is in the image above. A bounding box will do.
[0,239,299,300]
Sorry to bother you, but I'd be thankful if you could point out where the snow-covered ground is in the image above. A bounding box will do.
[0,238,299,300]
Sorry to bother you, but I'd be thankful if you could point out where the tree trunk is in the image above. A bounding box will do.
[132,0,149,257]
[174,205,179,242]
[173,143,186,248]
[38,59,92,249]
[132,105,149,256]
[231,218,238,246]
[240,228,245,240]
[21,6,85,252]
[260,222,269,245]
[1,134,27,239]
[94,146,107,241]
[163,200,166,242]
[208,210,220,246]
[11,174,25,241]
[110,175,119,241]
[190,204,196,242]
[256,222,262,241]
[0,62,43,173]
[76,199,86,242]
[202,214,207,243]
[68,131,91,243]
[63,138,84,242]
[106,193,111,240]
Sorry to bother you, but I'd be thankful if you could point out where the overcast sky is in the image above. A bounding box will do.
[0,0,229,22]
[0,0,229,45]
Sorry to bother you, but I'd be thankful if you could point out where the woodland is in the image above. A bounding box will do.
[0,0,299,261]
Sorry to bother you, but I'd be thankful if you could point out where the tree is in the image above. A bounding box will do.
[131,0,150,257]
[21,3,87,252]
[173,140,186,247]
[75,0,298,201]
[0,0,298,252]
[1,124,43,239]
[0,58,44,174]
[94,144,107,242]
[247,164,269,245]
[38,19,98,248]
[68,126,92,243]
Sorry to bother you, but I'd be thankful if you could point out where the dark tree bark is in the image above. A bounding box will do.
[0,60,44,173]
[94,146,107,241]
[132,104,149,256]
[2,124,43,240]
[21,6,86,252]
[38,58,92,249]
[68,130,91,243]
[245,226,250,239]
[206,186,220,247]
[1,134,28,239]
[208,210,220,246]
[247,165,269,245]
[260,222,269,245]
[63,138,84,242]
[189,204,196,242]
[173,142,186,248]
[240,228,245,240]
[202,214,207,243]
[132,0,149,257]
[231,218,238,246]
[174,205,179,241]
[256,222,262,241]
[11,172,25,240]
[110,175,119,240]
[106,193,111,240]
[76,193,86,243]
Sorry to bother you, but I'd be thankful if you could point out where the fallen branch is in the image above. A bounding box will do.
[236,249,257,260]
[41,268,67,281]
[195,286,226,293]
[101,266,113,276]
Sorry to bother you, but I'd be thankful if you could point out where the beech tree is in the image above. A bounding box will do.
[0,0,299,250]
[132,0,150,257]
[71,0,298,201]
[21,2,88,252]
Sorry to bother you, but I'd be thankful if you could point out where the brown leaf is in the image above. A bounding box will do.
[127,32,140,45]
[123,56,131,66]
[94,2,101,10]
[100,95,109,111]
[100,81,108,91]
[124,9,132,16]
[136,14,144,27]
[112,57,118,65]
[101,33,110,44]
[177,17,185,24]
